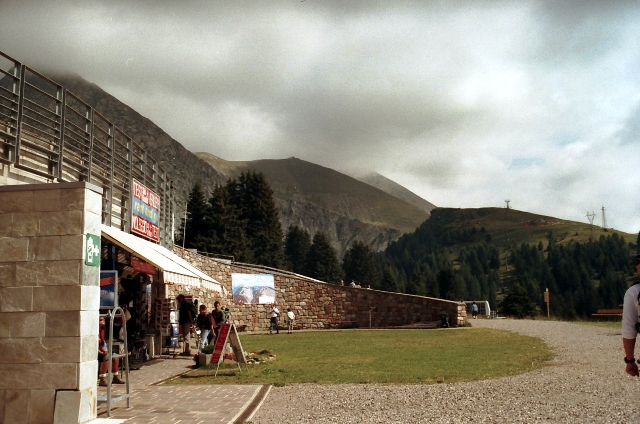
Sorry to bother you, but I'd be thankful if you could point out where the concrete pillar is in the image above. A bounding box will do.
[0,182,102,424]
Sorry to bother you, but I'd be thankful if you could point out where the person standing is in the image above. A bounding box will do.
[286,308,295,334]
[622,255,640,376]
[211,301,225,343]
[196,304,215,350]
[98,316,124,386]
[471,302,479,319]
[269,303,280,334]
[223,305,230,323]
[176,294,194,355]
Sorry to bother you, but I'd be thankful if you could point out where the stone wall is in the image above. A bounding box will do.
[173,247,466,332]
[0,182,102,424]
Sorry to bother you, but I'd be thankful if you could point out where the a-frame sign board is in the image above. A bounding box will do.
[210,323,247,376]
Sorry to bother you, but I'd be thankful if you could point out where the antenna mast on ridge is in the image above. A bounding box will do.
[505,200,510,209]
[601,206,607,230]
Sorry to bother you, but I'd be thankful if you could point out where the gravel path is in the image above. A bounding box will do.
[252,320,639,423]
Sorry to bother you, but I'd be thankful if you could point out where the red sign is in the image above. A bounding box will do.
[131,179,161,242]
[210,324,231,365]
[131,258,157,276]
[132,179,161,209]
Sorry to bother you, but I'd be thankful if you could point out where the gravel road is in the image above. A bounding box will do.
[252,319,639,423]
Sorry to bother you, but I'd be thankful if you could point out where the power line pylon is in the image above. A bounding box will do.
[586,211,596,240]
[505,200,510,209]
[601,206,607,231]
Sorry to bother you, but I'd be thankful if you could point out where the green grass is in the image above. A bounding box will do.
[169,328,553,386]
[575,321,621,329]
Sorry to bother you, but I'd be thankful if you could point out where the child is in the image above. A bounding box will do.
[286,308,295,334]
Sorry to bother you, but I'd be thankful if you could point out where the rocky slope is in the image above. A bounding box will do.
[355,172,436,213]
[196,153,431,256]
[36,73,433,255]
[49,74,227,208]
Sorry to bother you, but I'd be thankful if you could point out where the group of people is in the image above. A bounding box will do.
[269,303,295,334]
[177,294,228,355]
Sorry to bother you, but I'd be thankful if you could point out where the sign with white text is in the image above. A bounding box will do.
[131,179,161,242]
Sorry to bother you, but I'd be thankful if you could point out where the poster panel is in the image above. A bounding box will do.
[210,324,247,366]
[131,178,161,242]
[231,273,275,304]
[210,323,231,365]
[100,271,119,308]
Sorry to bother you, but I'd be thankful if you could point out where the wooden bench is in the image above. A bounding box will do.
[592,309,623,317]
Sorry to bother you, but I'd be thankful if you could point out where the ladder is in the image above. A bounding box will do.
[97,307,131,417]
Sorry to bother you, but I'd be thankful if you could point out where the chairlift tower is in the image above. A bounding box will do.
[505,200,510,210]
[601,206,607,230]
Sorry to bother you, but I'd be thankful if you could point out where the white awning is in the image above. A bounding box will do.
[101,225,222,292]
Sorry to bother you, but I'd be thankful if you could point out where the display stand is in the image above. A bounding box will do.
[163,323,179,357]
[209,323,248,376]
[97,307,131,417]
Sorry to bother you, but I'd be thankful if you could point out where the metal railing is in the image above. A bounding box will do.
[0,50,173,247]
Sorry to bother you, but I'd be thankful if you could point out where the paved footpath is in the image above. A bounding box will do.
[97,356,268,424]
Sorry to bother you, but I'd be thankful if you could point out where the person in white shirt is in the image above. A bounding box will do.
[621,254,640,376]
[286,308,295,334]
[269,304,280,334]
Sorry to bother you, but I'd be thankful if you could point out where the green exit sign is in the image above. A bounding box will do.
[85,233,101,266]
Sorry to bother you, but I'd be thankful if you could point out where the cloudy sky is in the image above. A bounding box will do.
[1,0,639,233]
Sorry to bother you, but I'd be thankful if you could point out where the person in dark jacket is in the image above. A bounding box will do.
[196,304,215,350]
[211,301,225,343]
[177,294,194,355]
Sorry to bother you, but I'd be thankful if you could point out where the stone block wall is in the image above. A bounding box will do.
[173,247,465,332]
[0,182,102,424]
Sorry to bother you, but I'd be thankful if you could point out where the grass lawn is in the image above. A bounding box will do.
[575,320,621,329]
[169,328,553,386]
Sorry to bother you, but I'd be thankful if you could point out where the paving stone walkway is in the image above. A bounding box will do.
[97,356,266,424]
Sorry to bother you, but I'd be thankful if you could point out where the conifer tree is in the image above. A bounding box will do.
[380,267,398,292]
[178,182,212,251]
[208,184,253,262]
[305,231,344,283]
[342,240,377,287]
[284,225,311,273]
[500,284,537,318]
[232,172,284,268]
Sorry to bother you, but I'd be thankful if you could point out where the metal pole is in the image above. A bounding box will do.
[182,201,187,250]
[545,288,550,319]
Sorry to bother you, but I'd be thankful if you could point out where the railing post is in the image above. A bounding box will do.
[14,64,25,162]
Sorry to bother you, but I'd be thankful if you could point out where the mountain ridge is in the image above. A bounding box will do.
[37,73,433,255]
[195,152,432,255]
[354,172,436,214]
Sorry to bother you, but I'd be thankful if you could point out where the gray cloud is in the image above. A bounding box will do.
[1,0,639,232]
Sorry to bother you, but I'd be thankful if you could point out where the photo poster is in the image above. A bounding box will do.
[231,273,275,305]
[100,271,118,309]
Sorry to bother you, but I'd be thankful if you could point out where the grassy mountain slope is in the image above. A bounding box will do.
[355,172,436,213]
[196,153,432,255]
[430,207,635,251]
